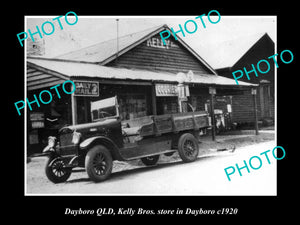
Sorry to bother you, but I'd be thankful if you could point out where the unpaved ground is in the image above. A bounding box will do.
[26,132,275,195]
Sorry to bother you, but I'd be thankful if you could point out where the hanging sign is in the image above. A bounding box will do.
[209,87,216,95]
[251,88,257,95]
[178,84,190,101]
[74,80,99,97]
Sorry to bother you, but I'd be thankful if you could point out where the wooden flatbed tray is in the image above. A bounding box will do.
[123,111,209,137]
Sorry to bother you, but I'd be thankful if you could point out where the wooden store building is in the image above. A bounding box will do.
[26,24,256,153]
[200,33,275,124]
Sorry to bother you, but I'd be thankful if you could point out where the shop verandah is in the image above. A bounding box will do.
[26,58,257,154]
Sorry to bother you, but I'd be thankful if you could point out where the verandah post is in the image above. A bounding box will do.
[209,87,216,141]
[251,88,259,135]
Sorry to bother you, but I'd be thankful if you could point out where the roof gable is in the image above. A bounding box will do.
[232,33,274,69]
[106,32,215,75]
[55,24,217,75]
[199,33,274,69]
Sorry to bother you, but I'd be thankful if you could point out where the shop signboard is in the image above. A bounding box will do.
[251,88,257,95]
[30,112,45,128]
[146,37,177,49]
[155,83,190,99]
[74,80,99,97]
[155,83,178,97]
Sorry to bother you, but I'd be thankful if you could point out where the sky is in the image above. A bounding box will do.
[26,15,276,67]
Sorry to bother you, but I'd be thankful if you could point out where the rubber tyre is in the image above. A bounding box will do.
[85,145,113,182]
[45,157,72,183]
[177,133,199,162]
[141,155,160,166]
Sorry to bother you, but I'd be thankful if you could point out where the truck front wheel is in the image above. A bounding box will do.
[45,157,72,183]
[85,145,113,182]
[178,133,199,162]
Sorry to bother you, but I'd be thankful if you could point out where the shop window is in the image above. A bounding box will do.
[157,97,178,115]
[189,95,208,112]
[91,96,118,121]
[118,94,147,120]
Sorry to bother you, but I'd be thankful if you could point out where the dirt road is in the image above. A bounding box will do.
[26,135,277,195]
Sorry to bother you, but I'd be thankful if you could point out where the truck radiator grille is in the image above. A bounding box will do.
[59,133,77,156]
[60,133,73,147]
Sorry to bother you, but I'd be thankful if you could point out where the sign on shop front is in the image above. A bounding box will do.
[30,112,45,128]
[155,83,178,96]
[74,81,99,97]
[146,37,177,49]
[155,83,190,98]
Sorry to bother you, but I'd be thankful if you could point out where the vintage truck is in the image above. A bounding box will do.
[42,96,209,183]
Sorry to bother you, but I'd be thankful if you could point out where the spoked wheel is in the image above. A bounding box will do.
[85,145,113,182]
[178,133,199,162]
[141,155,160,166]
[45,157,72,183]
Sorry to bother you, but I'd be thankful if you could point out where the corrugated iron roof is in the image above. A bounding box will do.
[55,25,165,63]
[27,58,256,86]
[192,73,256,86]
[54,24,218,76]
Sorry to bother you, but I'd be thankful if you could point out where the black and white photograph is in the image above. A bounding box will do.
[22,14,279,196]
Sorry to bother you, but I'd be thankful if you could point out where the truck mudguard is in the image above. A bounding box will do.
[79,136,123,161]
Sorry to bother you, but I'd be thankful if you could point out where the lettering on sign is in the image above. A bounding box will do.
[30,112,45,128]
[178,85,190,99]
[147,37,177,49]
[209,87,216,95]
[155,84,178,96]
[74,81,99,97]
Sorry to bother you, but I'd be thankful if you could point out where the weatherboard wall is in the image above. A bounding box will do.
[106,33,214,75]
[217,34,275,122]
[27,65,67,91]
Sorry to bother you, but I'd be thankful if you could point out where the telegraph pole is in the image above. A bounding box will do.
[116,19,119,65]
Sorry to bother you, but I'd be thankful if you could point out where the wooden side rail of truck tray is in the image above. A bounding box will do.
[122,111,209,138]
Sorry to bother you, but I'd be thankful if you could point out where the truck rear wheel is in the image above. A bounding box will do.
[178,133,199,162]
[85,145,113,182]
[141,155,160,166]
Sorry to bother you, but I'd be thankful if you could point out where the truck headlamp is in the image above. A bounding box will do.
[72,131,81,144]
[43,136,56,153]
[48,136,56,148]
